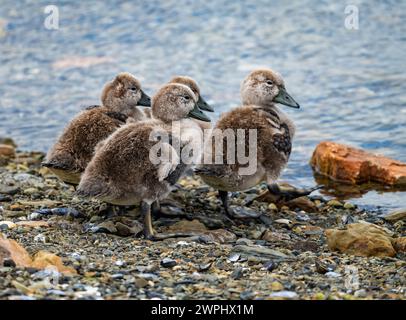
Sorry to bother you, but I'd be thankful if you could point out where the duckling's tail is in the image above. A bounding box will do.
[193,166,226,178]
[76,177,109,199]
[41,160,71,171]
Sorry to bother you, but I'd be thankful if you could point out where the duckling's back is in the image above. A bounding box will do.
[44,106,128,184]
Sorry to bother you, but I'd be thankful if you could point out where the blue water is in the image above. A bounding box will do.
[0,0,405,211]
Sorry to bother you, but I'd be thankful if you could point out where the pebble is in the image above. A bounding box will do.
[231,267,244,280]
[327,200,343,208]
[269,291,298,299]
[264,260,278,272]
[161,258,177,268]
[325,271,341,278]
[227,253,240,262]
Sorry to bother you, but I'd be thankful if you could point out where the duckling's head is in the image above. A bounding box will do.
[101,72,151,115]
[169,76,213,112]
[152,83,211,123]
[241,69,299,108]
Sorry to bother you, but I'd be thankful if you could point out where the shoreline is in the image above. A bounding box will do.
[0,150,405,300]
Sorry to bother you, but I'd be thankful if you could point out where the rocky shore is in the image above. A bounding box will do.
[0,145,405,300]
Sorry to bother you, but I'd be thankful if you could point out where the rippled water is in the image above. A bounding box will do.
[1,0,405,211]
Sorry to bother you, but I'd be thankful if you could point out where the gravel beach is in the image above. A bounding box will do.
[0,150,405,300]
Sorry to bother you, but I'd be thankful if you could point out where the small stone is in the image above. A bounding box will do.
[271,281,284,291]
[231,267,244,280]
[23,187,39,195]
[115,260,126,267]
[0,221,16,230]
[0,185,19,195]
[354,289,367,298]
[268,203,278,211]
[327,200,343,208]
[269,291,298,299]
[325,271,341,278]
[274,218,292,227]
[134,277,149,288]
[344,202,355,210]
[313,293,325,300]
[161,258,177,268]
[197,262,212,272]
[264,260,278,272]
[227,253,240,262]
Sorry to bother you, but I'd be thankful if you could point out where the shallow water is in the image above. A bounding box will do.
[0,0,405,211]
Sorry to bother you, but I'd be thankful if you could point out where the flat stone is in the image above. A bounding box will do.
[231,244,294,260]
[0,185,20,195]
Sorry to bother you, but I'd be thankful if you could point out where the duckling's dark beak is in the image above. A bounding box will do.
[197,96,214,112]
[137,90,151,107]
[188,103,211,122]
[274,87,300,108]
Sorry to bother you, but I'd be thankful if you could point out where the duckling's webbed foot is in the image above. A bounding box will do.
[141,201,195,241]
[218,190,261,220]
[267,183,323,202]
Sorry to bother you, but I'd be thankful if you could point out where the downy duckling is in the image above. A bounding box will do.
[42,72,151,185]
[195,68,319,218]
[143,75,214,128]
[76,83,211,240]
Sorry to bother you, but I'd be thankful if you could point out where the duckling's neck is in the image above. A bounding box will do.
[105,101,144,120]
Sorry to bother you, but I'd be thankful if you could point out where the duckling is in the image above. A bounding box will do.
[143,75,214,130]
[195,68,318,218]
[42,72,151,185]
[76,83,211,240]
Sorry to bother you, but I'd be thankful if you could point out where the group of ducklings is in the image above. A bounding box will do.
[43,68,317,240]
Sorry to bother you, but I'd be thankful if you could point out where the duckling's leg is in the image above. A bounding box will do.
[140,201,155,239]
[218,190,262,220]
[218,190,233,218]
[140,201,197,241]
[267,183,323,202]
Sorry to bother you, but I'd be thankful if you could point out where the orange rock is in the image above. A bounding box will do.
[325,222,396,257]
[0,144,15,158]
[0,233,76,274]
[310,141,406,186]
[0,233,32,267]
[31,251,77,275]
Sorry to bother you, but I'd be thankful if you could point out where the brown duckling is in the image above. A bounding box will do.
[76,83,211,240]
[195,68,319,217]
[42,72,151,185]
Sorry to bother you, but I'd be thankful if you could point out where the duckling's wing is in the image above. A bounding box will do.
[259,109,292,157]
[104,111,128,123]
[156,142,181,182]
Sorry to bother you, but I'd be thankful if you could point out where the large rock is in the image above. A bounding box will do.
[325,222,396,257]
[310,141,406,186]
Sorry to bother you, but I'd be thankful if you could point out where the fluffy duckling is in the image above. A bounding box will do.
[43,72,151,185]
[76,83,211,239]
[195,68,318,217]
[143,75,214,129]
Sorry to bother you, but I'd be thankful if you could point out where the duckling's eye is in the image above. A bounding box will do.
[129,87,137,92]
[266,80,273,86]
[183,95,190,101]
